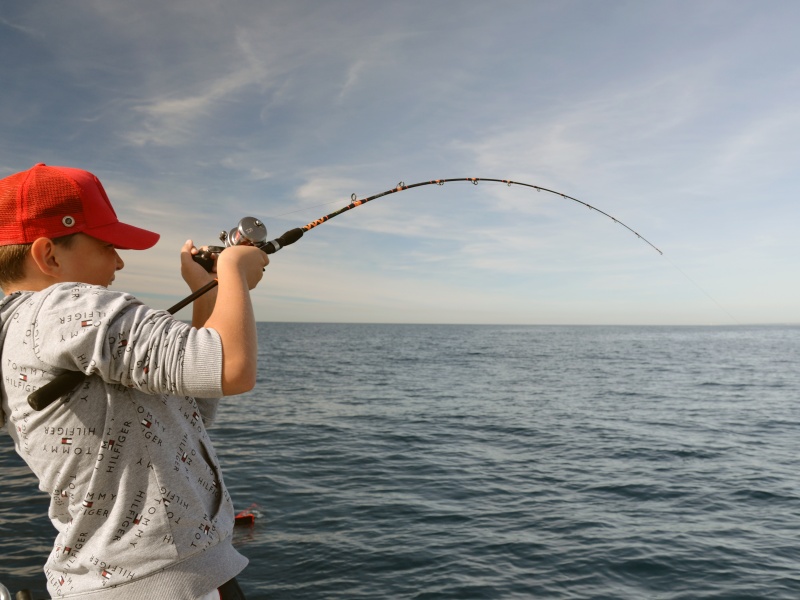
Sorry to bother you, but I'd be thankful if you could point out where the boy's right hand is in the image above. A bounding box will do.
[215,245,269,290]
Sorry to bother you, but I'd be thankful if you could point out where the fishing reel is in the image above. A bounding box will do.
[192,216,268,272]
[192,216,305,272]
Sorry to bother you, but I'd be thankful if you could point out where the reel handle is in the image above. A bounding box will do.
[192,246,224,272]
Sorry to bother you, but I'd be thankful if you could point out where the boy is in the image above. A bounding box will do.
[0,163,267,599]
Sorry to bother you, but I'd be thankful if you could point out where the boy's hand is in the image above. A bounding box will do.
[216,245,269,290]
[181,239,218,292]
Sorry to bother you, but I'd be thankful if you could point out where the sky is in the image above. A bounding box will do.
[1,0,798,325]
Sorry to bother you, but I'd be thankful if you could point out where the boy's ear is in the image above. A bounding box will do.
[29,238,61,276]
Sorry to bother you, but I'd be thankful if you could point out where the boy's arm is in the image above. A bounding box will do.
[202,245,268,396]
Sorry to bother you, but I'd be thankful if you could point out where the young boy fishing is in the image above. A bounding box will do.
[0,163,267,599]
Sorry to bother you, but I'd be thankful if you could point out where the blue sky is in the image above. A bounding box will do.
[1,1,798,324]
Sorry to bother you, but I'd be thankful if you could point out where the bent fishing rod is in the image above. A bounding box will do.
[28,177,661,411]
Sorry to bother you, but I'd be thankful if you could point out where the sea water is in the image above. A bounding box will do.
[2,324,800,599]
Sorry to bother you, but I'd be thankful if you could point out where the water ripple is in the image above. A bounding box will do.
[4,325,800,598]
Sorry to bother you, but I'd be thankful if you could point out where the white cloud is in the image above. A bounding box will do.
[5,1,800,323]
[705,107,800,184]
[0,16,36,36]
[294,175,362,205]
[124,60,271,147]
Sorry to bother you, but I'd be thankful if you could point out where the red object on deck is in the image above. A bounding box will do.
[234,504,258,526]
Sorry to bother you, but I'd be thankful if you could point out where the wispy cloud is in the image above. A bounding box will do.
[125,59,271,147]
[0,16,37,36]
[4,1,800,323]
[704,106,800,185]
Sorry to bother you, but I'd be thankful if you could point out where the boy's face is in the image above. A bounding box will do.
[57,233,125,287]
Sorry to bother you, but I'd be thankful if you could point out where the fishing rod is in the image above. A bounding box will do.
[296,177,662,254]
[28,177,660,411]
[168,178,662,313]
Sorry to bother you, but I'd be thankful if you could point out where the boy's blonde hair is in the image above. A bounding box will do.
[0,234,76,290]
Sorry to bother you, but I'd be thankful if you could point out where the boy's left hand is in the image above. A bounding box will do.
[180,239,218,292]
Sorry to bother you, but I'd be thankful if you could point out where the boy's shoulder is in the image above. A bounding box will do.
[0,289,34,325]
[29,282,138,311]
[1,283,146,336]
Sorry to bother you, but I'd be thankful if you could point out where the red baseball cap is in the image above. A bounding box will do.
[0,163,160,250]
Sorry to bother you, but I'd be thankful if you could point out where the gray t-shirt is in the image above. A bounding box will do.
[1,283,247,599]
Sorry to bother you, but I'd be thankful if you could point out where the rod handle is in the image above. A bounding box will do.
[27,370,86,411]
[262,228,304,254]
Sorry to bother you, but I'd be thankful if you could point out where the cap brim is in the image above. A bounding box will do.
[85,221,160,250]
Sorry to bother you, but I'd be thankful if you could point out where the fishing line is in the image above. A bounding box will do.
[664,255,741,325]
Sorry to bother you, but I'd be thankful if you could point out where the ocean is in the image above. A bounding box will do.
[2,323,800,599]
